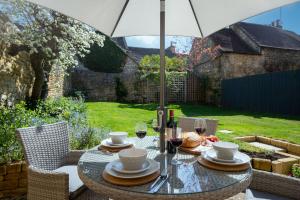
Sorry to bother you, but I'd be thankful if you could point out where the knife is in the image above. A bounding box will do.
[148,168,167,191]
[149,173,169,193]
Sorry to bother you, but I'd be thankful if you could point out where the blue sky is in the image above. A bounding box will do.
[126,2,300,52]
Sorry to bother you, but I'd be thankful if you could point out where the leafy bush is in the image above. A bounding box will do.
[139,55,187,72]
[292,164,300,178]
[0,102,35,164]
[0,96,108,164]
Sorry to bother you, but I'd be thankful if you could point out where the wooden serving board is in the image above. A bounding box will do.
[98,144,133,153]
[102,170,160,186]
[180,145,212,155]
[197,157,250,172]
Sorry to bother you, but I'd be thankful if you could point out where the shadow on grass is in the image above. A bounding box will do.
[118,103,159,111]
[117,102,300,121]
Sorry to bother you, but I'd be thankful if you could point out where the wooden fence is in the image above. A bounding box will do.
[221,70,300,115]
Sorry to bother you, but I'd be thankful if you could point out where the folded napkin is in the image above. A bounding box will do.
[98,144,133,153]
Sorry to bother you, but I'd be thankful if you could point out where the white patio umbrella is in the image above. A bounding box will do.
[27,0,299,153]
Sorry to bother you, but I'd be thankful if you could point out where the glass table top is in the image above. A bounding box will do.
[78,136,252,196]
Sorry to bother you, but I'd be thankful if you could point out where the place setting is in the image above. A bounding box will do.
[102,147,161,186]
[197,141,251,172]
[98,132,134,153]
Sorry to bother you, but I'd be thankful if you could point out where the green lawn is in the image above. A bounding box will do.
[86,102,300,152]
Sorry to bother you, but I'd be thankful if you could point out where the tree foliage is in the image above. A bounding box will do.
[81,35,127,73]
[0,0,105,104]
[189,38,221,66]
[139,54,187,73]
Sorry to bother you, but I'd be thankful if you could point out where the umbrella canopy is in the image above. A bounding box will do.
[26,0,299,153]
[26,0,298,38]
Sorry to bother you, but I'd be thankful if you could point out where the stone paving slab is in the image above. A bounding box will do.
[249,142,286,152]
[245,189,293,200]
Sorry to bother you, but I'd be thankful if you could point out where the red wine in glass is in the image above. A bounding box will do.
[170,138,183,147]
[195,128,206,135]
[136,131,147,139]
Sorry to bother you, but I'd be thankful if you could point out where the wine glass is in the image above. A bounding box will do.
[194,118,207,135]
[170,127,183,165]
[152,119,159,142]
[135,122,147,147]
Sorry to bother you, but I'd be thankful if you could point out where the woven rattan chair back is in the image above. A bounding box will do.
[16,121,69,170]
[178,117,218,136]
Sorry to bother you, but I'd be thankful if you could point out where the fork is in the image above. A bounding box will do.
[148,168,168,191]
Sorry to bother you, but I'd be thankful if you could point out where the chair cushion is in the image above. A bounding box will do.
[54,165,86,198]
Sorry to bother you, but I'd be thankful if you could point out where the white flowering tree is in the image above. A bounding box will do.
[0,0,105,106]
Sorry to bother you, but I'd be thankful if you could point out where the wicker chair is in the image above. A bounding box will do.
[16,121,105,200]
[178,117,218,135]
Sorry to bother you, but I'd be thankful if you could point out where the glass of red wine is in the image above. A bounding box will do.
[171,127,183,165]
[152,119,159,142]
[194,119,207,135]
[135,122,147,147]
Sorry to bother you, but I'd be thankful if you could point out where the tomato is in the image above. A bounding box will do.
[206,135,219,142]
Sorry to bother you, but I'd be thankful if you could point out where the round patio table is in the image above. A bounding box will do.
[78,136,252,200]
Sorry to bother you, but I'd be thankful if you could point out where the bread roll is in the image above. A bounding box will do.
[182,132,202,148]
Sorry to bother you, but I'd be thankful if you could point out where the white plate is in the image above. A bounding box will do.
[112,159,150,174]
[206,150,236,163]
[101,139,132,148]
[105,159,160,179]
[203,149,251,166]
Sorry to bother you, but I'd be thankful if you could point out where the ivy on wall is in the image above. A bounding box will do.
[81,35,127,73]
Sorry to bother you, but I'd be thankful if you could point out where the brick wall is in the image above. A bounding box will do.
[0,162,27,198]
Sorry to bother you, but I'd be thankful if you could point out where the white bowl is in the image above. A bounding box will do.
[109,132,128,144]
[118,148,147,170]
[212,142,239,161]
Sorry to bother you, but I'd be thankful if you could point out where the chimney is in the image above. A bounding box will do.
[168,41,176,53]
[270,19,283,29]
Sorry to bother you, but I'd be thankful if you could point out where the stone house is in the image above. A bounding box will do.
[191,22,300,105]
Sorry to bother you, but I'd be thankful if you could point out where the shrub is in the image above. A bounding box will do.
[292,164,300,178]
[0,102,36,164]
[139,55,187,72]
[0,96,107,164]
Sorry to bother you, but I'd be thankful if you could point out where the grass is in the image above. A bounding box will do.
[86,102,300,152]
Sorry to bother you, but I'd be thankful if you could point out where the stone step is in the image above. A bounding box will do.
[245,189,293,200]
[249,142,286,152]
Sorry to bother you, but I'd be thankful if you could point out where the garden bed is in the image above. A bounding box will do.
[236,136,300,175]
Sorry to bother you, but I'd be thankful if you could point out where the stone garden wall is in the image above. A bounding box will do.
[0,43,34,103]
[194,47,300,105]
[0,162,27,198]
[69,60,144,102]
[0,42,71,103]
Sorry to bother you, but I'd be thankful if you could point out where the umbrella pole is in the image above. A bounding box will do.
[159,0,166,153]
